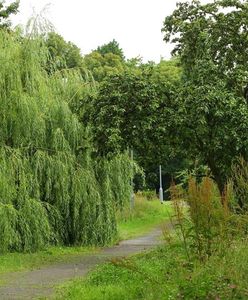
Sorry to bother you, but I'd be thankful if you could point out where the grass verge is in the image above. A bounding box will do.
[117,194,172,240]
[56,239,248,300]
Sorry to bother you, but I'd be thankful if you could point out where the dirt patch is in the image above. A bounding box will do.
[0,227,164,299]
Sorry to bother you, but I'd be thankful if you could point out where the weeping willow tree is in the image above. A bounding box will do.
[0,29,133,253]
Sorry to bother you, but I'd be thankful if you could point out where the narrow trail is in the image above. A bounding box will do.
[0,227,164,300]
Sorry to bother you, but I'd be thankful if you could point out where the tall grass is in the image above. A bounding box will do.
[170,177,242,261]
[0,29,132,253]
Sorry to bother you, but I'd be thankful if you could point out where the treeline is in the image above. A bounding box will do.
[43,31,185,191]
[78,0,248,198]
[44,0,248,197]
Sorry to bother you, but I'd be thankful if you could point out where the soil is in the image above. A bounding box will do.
[0,227,164,299]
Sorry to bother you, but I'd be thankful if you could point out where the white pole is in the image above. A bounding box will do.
[130,149,134,209]
[159,165,164,203]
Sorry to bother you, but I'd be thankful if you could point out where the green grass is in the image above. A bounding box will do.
[56,239,248,300]
[117,195,172,240]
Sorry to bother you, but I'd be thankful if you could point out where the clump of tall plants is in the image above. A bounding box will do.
[0,29,133,253]
[170,177,240,262]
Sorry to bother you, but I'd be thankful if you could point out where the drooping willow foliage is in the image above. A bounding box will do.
[0,30,132,253]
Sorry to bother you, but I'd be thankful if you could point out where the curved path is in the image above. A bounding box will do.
[0,227,164,299]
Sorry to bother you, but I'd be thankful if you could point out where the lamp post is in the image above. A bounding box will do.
[159,165,163,204]
[130,149,134,209]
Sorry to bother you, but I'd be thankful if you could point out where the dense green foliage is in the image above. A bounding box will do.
[162,0,248,93]
[0,30,133,253]
[231,157,248,211]
[87,61,185,190]
[72,0,248,193]
[89,70,172,155]
[161,0,248,191]
[19,27,185,192]
[96,39,125,61]
[45,32,83,73]
[83,51,125,82]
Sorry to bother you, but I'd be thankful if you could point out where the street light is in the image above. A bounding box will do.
[159,165,164,204]
[130,149,134,209]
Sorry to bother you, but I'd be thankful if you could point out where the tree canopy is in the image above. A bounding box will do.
[44,32,83,73]
[83,51,125,82]
[162,0,248,94]
[162,0,248,191]
[96,39,125,60]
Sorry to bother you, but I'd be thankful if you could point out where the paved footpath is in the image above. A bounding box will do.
[0,227,164,300]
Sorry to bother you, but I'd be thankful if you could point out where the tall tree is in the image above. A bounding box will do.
[0,29,133,252]
[162,0,248,192]
[83,51,125,82]
[96,39,125,60]
[162,0,248,95]
[89,69,171,155]
[45,32,83,73]
[86,65,184,189]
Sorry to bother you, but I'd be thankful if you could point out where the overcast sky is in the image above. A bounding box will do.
[10,0,204,62]
[9,0,179,62]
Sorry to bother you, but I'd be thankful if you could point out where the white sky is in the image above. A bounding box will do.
[10,0,208,62]
[9,0,178,62]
